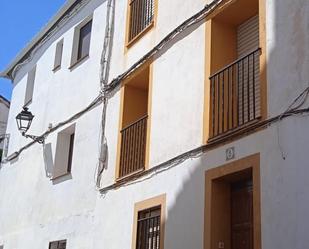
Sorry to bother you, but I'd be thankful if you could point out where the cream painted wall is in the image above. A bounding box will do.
[0,0,309,248]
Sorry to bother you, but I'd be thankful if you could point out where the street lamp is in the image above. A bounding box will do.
[15,107,44,144]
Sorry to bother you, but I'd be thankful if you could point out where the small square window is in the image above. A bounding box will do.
[24,66,36,106]
[53,125,75,179]
[49,240,66,249]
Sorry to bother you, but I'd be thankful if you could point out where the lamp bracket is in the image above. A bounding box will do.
[22,133,45,144]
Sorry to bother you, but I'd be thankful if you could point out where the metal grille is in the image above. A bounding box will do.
[129,0,154,42]
[49,240,66,249]
[136,206,161,249]
[119,115,148,178]
[209,48,261,139]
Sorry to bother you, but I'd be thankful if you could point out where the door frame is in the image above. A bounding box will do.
[204,153,261,249]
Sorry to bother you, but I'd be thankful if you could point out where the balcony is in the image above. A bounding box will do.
[119,115,148,178]
[209,48,261,140]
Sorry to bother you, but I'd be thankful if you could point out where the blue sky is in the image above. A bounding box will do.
[0,0,66,100]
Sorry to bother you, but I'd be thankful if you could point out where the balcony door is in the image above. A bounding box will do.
[118,66,150,178]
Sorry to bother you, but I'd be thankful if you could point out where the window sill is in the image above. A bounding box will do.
[207,117,263,144]
[116,168,145,183]
[69,55,89,71]
[126,21,154,50]
[52,65,61,73]
[50,172,72,184]
[23,99,32,107]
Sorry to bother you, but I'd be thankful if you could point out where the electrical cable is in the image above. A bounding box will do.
[100,102,309,194]
[2,0,223,163]
[11,0,93,79]
[95,0,115,189]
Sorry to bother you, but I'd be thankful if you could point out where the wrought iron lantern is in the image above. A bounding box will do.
[15,107,34,134]
[15,107,44,144]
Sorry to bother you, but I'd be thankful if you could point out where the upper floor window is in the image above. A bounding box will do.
[205,0,266,141]
[49,240,66,249]
[70,17,92,68]
[24,66,36,106]
[117,66,151,179]
[53,39,64,71]
[78,20,92,60]
[53,124,75,180]
[127,0,155,44]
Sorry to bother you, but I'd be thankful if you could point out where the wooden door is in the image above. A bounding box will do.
[231,180,253,249]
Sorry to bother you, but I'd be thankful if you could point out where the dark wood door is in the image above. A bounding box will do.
[231,180,253,249]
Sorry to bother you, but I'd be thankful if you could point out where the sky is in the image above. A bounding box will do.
[0,0,66,101]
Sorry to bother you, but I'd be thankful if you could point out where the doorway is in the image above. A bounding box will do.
[204,154,261,249]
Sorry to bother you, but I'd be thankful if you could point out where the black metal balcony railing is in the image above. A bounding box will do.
[129,0,154,42]
[119,115,148,178]
[209,48,261,139]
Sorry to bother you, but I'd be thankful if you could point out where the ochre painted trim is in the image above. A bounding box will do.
[204,153,261,249]
[131,194,166,249]
[203,20,212,143]
[203,0,267,143]
[259,0,267,120]
[145,64,154,169]
[124,0,159,52]
[205,0,237,21]
[115,87,126,180]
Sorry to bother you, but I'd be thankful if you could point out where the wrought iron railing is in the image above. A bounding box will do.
[119,115,148,178]
[129,0,154,42]
[209,48,261,139]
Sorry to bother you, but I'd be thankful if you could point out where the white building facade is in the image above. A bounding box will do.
[0,0,309,249]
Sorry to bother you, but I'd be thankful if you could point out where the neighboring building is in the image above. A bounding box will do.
[0,95,10,160]
[0,0,308,249]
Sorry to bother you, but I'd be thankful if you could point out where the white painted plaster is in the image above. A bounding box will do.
[1,0,309,248]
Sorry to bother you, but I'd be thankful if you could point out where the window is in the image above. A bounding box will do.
[117,66,151,179]
[53,39,64,71]
[49,240,66,249]
[132,195,165,249]
[70,18,92,68]
[204,154,261,249]
[67,133,75,173]
[136,207,161,249]
[205,0,266,141]
[53,125,75,179]
[78,20,92,60]
[0,134,10,162]
[127,0,155,43]
[24,66,36,105]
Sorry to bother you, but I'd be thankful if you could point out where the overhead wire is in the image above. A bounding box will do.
[2,0,223,163]
[99,86,309,194]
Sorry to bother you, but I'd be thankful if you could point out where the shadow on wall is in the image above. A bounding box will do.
[157,1,309,249]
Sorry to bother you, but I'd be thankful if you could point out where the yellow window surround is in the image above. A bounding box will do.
[203,0,267,143]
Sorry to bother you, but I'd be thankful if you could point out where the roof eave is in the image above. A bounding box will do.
[0,0,79,81]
